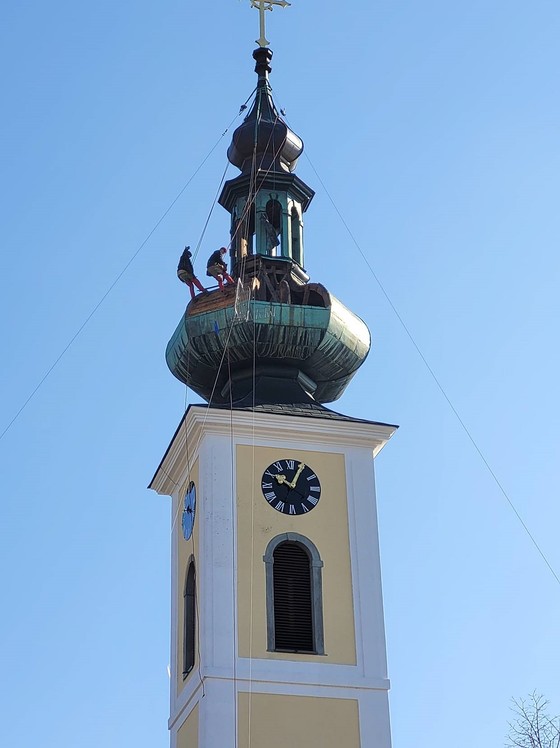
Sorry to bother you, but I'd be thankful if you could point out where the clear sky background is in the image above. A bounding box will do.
[1,1,559,746]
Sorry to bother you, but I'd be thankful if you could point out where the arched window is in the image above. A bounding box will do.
[265,198,282,255]
[263,533,324,654]
[183,557,196,678]
[290,206,302,265]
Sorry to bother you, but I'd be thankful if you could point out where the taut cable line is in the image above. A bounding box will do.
[302,150,560,589]
[0,109,245,446]
[169,113,287,537]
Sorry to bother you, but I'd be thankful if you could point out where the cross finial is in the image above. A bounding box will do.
[250,0,291,48]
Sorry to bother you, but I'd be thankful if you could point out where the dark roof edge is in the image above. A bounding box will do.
[148,402,398,490]
[210,399,399,428]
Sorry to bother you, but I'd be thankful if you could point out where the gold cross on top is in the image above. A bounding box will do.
[250,0,291,48]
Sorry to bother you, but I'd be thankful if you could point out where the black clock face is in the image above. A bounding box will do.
[261,459,321,515]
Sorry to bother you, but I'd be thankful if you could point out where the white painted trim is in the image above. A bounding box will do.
[201,662,390,690]
[156,406,395,748]
[344,446,366,678]
[170,675,391,748]
[168,681,205,730]
[345,447,390,680]
[233,677,389,698]
[169,494,179,713]
[150,407,396,496]
[359,690,393,747]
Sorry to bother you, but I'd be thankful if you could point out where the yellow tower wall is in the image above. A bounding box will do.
[176,702,199,748]
[238,693,360,747]
[236,445,357,664]
[175,458,200,696]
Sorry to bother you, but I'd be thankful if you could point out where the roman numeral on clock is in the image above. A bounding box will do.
[261,460,321,515]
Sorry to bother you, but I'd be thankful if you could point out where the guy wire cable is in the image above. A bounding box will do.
[168,126,304,738]
[0,107,246,446]
[168,105,282,535]
[161,79,261,728]
[189,159,231,265]
[178,117,286,537]
[167,121,289,517]
[297,145,560,589]
[226,345,239,748]
[248,275,258,748]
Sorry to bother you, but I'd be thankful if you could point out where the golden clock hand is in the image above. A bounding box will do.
[275,474,288,485]
[287,462,305,489]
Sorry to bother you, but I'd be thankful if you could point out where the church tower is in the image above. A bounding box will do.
[150,21,397,748]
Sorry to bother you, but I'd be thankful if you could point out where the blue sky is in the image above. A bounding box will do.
[1,1,559,746]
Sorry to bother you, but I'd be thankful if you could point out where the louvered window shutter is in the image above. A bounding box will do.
[273,542,314,652]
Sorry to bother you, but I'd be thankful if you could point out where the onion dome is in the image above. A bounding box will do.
[227,47,303,174]
[166,282,371,405]
[165,45,372,407]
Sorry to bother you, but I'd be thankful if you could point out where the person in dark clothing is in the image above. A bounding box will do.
[261,212,280,252]
[177,246,206,300]
[206,246,235,291]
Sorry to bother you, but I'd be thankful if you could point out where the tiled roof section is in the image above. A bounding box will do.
[148,378,397,490]
[217,399,395,427]
[209,375,397,428]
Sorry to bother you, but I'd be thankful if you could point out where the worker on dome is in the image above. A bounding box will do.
[177,246,206,300]
[206,246,235,291]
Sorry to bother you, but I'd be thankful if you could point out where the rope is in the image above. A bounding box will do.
[227,112,282,257]
[0,110,245,446]
[190,511,206,697]
[168,100,303,747]
[226,346,239,748]
[167,317,243,716]
[247,279,258,748]
[302,150,560,589]
[190,159,231,265]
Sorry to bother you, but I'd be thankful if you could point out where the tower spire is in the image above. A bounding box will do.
[152,14,395,748]
[250,0,291,48]
[165,45,371,406]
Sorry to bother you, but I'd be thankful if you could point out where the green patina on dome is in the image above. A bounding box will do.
[166,284,370,404]
[166,48,371,406]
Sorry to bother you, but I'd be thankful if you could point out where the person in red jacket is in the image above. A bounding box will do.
[177,246,206,300]
[206,246,235,290]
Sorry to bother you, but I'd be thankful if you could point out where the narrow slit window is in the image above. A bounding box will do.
[265,198,282,255]
[290,206,302,265]
[183,559,196,678]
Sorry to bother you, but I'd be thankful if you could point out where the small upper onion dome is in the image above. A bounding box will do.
[227,47,303,175]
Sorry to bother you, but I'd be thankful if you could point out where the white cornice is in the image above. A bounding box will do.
[150,406,397,496]
[168,673,390,730]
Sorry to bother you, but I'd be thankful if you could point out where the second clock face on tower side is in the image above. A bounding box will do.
[181,481,196,540]
[261,459,321,515]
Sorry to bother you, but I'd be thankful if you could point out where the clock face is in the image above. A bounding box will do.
[261,459,321,515]
[181,481,196,540]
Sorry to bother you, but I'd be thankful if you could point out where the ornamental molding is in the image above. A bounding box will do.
[150,407,396,496]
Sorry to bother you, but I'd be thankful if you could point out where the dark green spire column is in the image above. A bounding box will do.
[219,48,314,274]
